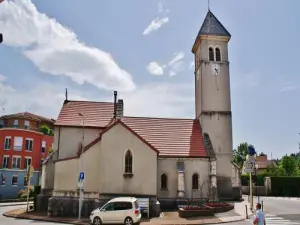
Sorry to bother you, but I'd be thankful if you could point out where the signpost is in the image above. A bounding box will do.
[246,146,256,211]
[26,165,34,212]
[78,172,84,220]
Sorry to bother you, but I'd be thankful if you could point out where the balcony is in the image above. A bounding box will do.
[0,125,54,136]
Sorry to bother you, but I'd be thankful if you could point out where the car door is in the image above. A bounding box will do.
[114,201,133,223]
[99,202,115,223]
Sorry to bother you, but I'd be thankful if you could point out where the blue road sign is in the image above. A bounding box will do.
[79,172,84,181]
[248,146,256,156]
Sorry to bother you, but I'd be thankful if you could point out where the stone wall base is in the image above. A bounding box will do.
[44,194,160,218]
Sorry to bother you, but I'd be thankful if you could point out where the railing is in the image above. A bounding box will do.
[0,125,54,136]
[0,125,40,132]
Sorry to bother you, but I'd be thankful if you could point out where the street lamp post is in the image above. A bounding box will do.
[78,113,85,221]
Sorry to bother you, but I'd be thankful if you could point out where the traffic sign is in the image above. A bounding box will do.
[244,161,255,173]
[79,172,84,181]
[248,156,256,164]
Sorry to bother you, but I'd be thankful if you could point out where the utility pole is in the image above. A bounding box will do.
[78,113,85,221]
[0,33,3,44]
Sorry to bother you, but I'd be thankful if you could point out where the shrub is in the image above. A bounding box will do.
[241,174,265,186]
[271,177,300,197]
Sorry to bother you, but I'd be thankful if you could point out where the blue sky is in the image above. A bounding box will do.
[0,0,300,159]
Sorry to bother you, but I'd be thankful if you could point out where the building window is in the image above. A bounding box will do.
[12,156,21,169]
[124,150,133,174]
[11,175,18,186]
[192,173,199,190]
[209,47,214,61]
[25,139,33,151]
[14,137,23,151]
[0,174,6,185]
[41,141,46,153]
[2,156,9,169]
[24,120,30,129]
[13,119,19,128]
[4,136,11,150]
[215,47,221,62]
[0,120,3,128]
[161,174,168,190]
[24,157,32,170]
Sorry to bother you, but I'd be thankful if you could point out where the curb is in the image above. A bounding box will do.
[0,203,31,208]
[3,212,246,225]
[3,212,87,225]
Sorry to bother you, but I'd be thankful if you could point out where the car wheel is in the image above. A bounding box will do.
[93,216,102,225]
[124,217,134,225]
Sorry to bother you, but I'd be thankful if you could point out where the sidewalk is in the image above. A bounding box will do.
[3,201,250,225]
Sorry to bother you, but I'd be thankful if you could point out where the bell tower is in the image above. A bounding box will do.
[192,10,234,198]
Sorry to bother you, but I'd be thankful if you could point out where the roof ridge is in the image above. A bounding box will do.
[66,100,114,104]
[123,116,196,121]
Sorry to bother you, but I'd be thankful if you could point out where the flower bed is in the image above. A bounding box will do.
[178,205,214,218]
[204,202,234,213]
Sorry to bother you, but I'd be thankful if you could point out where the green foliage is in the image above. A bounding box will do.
[232,142,254,168]
[241,174,265,186]
[259,152,267,156]
[40,125,54,136]
[271,177,300,197]
[279,155,297,176]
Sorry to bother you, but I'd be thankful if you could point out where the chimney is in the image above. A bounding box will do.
[113,91,117,119]
[116,99,124,119]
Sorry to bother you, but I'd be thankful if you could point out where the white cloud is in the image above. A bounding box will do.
[0,74,194,119]
[0,74,86,118]
[279,85,296,92]
[143,17,169,36]
[120,83,194,118]
[168,52,185,76]
[146,62,164,76]
[189,61,195,70]
[0,0,135,92]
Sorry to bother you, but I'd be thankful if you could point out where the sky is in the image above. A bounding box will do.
[0,0,300,159]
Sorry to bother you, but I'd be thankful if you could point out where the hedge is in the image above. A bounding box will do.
[271,177,300,197]
[241,174,265,186]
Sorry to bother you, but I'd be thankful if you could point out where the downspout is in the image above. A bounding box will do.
[57,126,61,159]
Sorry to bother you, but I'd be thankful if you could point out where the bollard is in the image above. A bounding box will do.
[262,200,264,212]
[245,204,248,219]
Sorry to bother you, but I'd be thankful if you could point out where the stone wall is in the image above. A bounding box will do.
[241,186,267,196]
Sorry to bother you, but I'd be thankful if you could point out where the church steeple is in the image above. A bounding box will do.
[192,10,231,53]
[198,11,231,37]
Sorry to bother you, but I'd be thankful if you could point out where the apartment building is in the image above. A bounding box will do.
[0,112,55,199]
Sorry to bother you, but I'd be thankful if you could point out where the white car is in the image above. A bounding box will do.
[90,197,142,225]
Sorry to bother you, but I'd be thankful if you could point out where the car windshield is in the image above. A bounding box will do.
[134,200,139,209]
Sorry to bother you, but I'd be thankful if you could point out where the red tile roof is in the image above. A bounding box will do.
[55,100,207,157]
[122,117,207,157]
[55,101,115,128]
[0,112,55,124]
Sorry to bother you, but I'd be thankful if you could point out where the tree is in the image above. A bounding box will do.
[233,142,254,168]
[279,155,297,176]
[259,152,267,156]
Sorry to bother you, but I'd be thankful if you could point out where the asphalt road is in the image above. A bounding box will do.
[246,196,300,224]
[0,205,67,225]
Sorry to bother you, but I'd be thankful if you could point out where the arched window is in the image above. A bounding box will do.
[161,174,168,190]
[215,48,221,62]
[124,150,133,173]
[192,173,199,190]
[209,47,214,61]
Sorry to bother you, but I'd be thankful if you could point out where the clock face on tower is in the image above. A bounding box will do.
[211,63,220,76]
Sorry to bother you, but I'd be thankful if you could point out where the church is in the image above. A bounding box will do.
[38,10,241,217]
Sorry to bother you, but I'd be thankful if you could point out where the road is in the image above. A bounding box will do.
[0,204,251,225]
[246,196,300,224]
[0,205,67,225]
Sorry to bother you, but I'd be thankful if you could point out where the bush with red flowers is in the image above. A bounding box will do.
[183,205,210,211]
